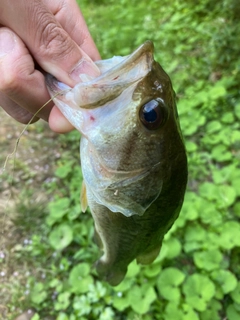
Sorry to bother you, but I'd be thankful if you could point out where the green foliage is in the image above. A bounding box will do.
[30,282,48,305]
[69,263,93,294]
[10,0,240,319]
[49,224,74,251]
[157,267,185,303]
[183,274,215,311]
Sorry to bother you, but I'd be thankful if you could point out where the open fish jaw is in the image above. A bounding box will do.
[46,41,154,130]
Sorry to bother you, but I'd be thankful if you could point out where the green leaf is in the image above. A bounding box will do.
[227,304,240,320]
[219,127,235,146]
[157,267,185,302]
[184,224,206,243]
[164,237,182,259]
[231,283,240,304]
[211,145,232,162]
[113,277,134,293]
[201,133,222,146]
[49,224,73,250]
[54,292,71,311]
[126,260,141,278]
[234,202,240,218]
[143,262,161,278]
[182,274,215,311]
[30,282,47,305]
[49,278,61,288]
[87,281,107,302]
[46,197,71,226]
[99,307,115,320]
[127,285,157,314]
[158,241,169,261]
[69,263,93,294]
[217,221,240,249]
[221,112,234,124]
[212,164,235,184]
[206,120,222,133]
[216,185,237,209]
[55,161,75,178]
[180,110,206,136]
[231,172,240,197]
[211,269,237,294]
[231,130,240,145]
[180,192,199,221]
[234,103,240,120]
[193,249,222,271]
[199,182,219,201]
[208,85,226,99]
[70,263,90,278]
[31,314,40,320]
[164,302,184,320]
[199,299,221,320]
[198,199,222,226]
[182,304,199,320]
[186,141,198,153]
[56,313,69,320]
[73,295,91,316]
[199,182,237,209]
[184,224,206,252]
[68,204,81,220]
[112,292,130,311]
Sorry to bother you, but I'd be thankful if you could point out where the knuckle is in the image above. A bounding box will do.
[37,20,74,61]
[28,2,74,61]
[0,67,23,96]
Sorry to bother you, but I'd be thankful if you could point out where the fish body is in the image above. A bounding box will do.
[46,41,187,286]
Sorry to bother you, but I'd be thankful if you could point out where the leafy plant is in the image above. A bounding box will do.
[5,0,240,319]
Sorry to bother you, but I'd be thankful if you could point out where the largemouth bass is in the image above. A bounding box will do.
[46,41,187,286]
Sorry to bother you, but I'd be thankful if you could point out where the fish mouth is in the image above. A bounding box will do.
[45,41,154,114]
[46,40,154,92]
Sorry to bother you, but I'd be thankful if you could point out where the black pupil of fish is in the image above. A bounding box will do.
[143,103,158,123]
[139,98,166,130]
[140,99,165,130]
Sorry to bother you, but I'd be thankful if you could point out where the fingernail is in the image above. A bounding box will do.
[0,29,16,57]
[70,58,100,82]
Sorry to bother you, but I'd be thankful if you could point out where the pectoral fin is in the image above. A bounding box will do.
[80,180,88,212]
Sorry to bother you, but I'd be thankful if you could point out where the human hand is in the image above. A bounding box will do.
[0,0,101,132]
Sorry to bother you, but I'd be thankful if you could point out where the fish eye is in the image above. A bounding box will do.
[139,98,167,130]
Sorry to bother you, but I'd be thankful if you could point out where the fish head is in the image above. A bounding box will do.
[46,41,185,218]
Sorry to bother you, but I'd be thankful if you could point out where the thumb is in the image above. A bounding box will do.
[0,0,100,86]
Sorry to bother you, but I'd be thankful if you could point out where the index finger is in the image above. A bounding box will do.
[42,0,101,61]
